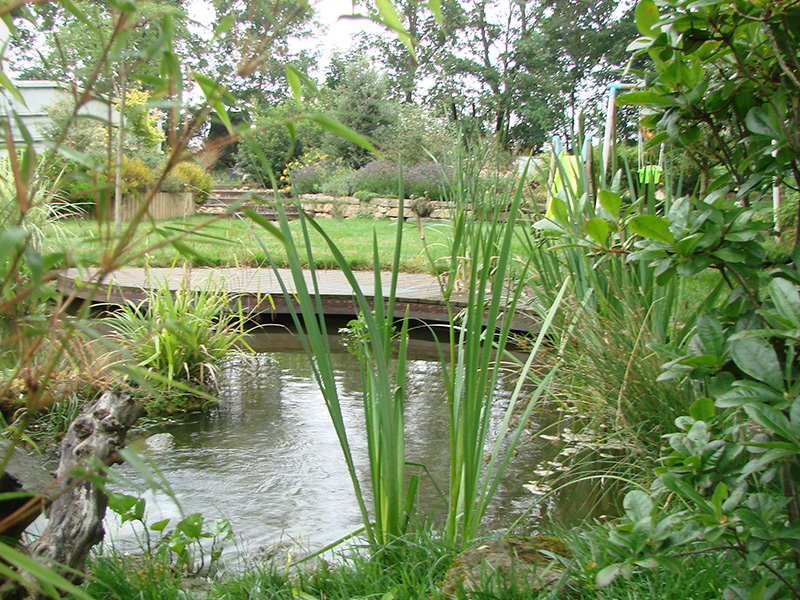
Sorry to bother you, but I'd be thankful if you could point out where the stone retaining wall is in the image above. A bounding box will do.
[298,194,452,220]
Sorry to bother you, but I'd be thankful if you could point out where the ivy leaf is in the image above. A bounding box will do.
[150,519,171,532]
[177,513,204,539]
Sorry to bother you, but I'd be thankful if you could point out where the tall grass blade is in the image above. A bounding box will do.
[440,155,566,548]
[245,197,417,550]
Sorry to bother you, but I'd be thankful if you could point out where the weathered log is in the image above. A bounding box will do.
[24,391,145,597]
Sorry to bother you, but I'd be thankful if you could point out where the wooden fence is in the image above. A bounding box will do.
[119,192,195,221]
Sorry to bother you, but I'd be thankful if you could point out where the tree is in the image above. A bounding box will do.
[524,0,637,144]
[365,0,636,152]
[12,0,202,88]
[208,0,316,109]
[320,52,400,168]
[360,0,462,104]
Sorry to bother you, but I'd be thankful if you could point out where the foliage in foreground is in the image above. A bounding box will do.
[80,523,748,600]
[620,0,800,230]
[535,142,800,597]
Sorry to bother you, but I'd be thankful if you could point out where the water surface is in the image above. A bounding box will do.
[111,334,615,558]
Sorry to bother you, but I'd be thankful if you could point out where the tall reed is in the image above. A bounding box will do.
[521,137,723,450]
[431,150,566,548]
[245,197,416,550]
[247,150,565,553]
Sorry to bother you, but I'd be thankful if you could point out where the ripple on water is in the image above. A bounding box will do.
[108,347,616,561]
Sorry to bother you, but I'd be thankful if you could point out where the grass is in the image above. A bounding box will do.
[79,524,747,600]
[41,214,531,273]
[83,525,456,600]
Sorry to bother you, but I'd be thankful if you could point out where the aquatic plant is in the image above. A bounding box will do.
[247,144,565,554]
[247,192,416,550]
[104,274,245,412]
[431,149,566,549]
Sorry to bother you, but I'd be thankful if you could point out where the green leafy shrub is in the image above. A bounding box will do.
[776,190,799,233]
[585,195,800,599]
[100,157,155,199]
[354,190,378,203]
[283,151,347,195]
[123,89,165,149]
[234,104,323,184]
[172,162,214,203]
[106,492,232,576]
[158,172,184,195]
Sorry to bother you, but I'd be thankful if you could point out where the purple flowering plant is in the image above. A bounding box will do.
[354,161,453,201]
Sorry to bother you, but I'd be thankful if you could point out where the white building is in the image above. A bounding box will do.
[0,79,115,152]
[0,21,114,152]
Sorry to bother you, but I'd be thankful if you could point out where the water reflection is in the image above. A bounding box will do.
[110,337,616,557]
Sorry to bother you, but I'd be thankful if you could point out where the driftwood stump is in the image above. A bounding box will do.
[24,391,145,596]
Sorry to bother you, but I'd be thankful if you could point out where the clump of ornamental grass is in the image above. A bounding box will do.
[103,275,245,414]
[559,304,696,454]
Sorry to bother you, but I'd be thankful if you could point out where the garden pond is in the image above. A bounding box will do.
[106,329,618,561]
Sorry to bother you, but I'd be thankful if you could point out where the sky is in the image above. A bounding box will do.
[189,0,386,72]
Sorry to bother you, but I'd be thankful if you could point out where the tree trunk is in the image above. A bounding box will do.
[114,69,127,238]
[23,391,145,598]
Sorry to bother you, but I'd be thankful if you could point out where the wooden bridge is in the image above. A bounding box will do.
[58,267,537,332]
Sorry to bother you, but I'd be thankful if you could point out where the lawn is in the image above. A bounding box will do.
[43,214,442,272]
[43,213,533,274]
